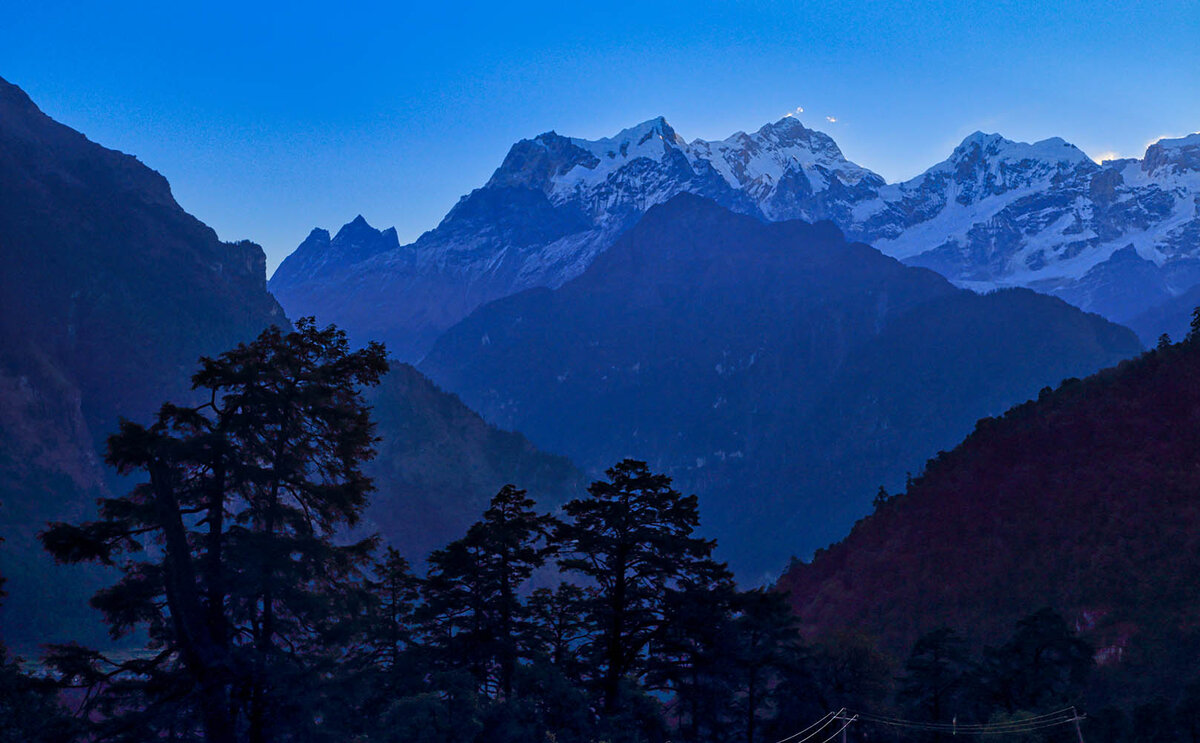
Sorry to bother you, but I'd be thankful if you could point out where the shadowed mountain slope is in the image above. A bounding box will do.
[0,77,579,651]
[274,119,1200,360]
[362,363,581,561]
[0,74,286,648]
[419,194,1141,577]
[778,333,1200,702]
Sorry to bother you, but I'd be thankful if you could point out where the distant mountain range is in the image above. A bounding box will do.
[0,69,1186,652]
[271,115,1200,357]
[0,77,577,651]
[777,333,1200,705]
[419,194,1141,578]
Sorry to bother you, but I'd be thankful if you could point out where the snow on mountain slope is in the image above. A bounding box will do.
[689,116,885,222]
[270,115,878,360]
[842,130,1200,331]
[271,118,1200,358]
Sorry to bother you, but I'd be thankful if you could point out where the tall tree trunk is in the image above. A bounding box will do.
[149,462,234,742]
[499,556,515,699]
[250,497,278,743]
[604,565,627,714]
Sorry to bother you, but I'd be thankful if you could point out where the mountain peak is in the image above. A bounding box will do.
[756,117,846,161]
[959,130,1006,145]
[631,115,673,132]
[762,115,813,135]
[333,214,385,243]
[272,215,399,286]
[949,131,1092,167]
[949,131,1012,160]
[0,74,37,113]
[1143,132,1200,175]
[575,117,687,156]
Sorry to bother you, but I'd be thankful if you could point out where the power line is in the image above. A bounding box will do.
[819,713,858,743]
[855,710,1079,732]
[854,706,1077,729]
[774,707,1086,742]
[770,709,844,743]
[855,707,1085,737]
[857,717,1077,734]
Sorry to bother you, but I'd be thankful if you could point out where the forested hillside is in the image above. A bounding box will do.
[779,322,1200,707]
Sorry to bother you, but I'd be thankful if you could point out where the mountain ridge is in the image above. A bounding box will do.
[272,115,1200,359]
[0,73,287,649]
[417,193,1141,577]
[0,77,581,652]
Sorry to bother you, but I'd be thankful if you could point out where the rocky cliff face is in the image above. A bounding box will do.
[0,77,582,652]
[0,75,287,648]
[273,117,1200,358]
[0,75,287,438]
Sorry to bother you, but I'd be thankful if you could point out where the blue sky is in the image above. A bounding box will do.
[4,1,1199,272]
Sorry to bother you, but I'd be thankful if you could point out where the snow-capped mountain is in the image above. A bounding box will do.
[269,116,886,359]
[845,131,1200,332]
[270,118,1200,357]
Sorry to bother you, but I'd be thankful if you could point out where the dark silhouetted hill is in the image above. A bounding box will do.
[419,194,1142,578]
[778,334,1200,703]
[0,75,286,649]
[0,77,580,652]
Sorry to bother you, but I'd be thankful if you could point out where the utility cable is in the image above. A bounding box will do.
[853,707,1080,735]
[814,714,858,743]
[770,709,843,743]
[854,706,1076,729]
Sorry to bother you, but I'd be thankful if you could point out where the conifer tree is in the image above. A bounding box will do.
[525,582,592,684]
[897,627,971,741]
[557,458,718,715]
[730,588,806,743]
[975,608,1092,716]
[369,546,422,678]
[648,560,739,743]
[41,320,388,742]
[421,484,558,698]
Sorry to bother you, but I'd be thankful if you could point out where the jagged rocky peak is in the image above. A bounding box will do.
[472,114,881,209]
[271,215,400,286]
[299,227,332,249]
[689,116,885,212]
[332,214,399,251]
[483,118,688,194]
[697,115,862,171]
[912,131,1097,206]
[1143,132,1200,175]
[486,131,600,191]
